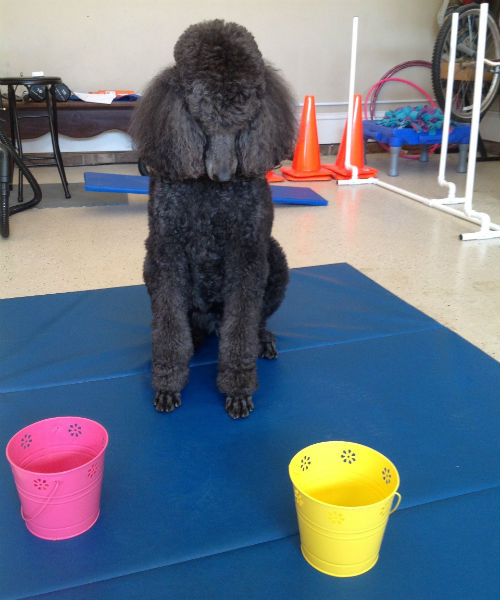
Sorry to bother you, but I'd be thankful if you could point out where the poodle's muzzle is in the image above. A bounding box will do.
[204,133,238,182]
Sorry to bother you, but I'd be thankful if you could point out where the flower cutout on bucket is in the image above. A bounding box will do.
[300,456,311,471]
[294,489,304,507]
[20,434,32,449]
[382,467,391,484]
[33,478,49,490]
[87,464,98,478]
[328,511,345,526]
[379,501,391,518]
[341,449,356,464]
[68,423,82,437]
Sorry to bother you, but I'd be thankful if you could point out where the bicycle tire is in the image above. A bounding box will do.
[432,4,500,122]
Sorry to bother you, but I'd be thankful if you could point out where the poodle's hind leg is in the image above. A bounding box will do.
[259,237,289,360]
[190,308,221,352]
[259,328,278,359]
[191,324,207,352]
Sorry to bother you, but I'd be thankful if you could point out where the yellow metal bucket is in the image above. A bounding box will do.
[289,441,401,577]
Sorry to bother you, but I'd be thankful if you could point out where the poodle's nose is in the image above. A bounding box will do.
[205,133,238,182]
[211,170,232,183]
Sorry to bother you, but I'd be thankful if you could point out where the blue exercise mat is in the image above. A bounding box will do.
[83,172,328,205]
[12,488,497,600]
[1,263,498,599]
[84,171,149,194]
[0,264,440,393]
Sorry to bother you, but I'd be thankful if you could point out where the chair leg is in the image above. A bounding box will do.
[47,87,71,198]
[1,141,10,238]
[6,85,26,203]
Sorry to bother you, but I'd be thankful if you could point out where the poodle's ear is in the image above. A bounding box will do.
[129,67,206,180]
[237,65,297,177]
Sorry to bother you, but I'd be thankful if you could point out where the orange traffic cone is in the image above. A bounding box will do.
[281,96,332,181]
[266,170,285,183]
[324,94,378,180]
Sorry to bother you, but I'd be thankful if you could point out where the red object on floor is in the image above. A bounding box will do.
[324,94,378,180]
[281,95,332,181]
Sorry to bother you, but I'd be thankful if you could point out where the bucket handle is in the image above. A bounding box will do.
[21,480,60,523]
[390,492,402,514]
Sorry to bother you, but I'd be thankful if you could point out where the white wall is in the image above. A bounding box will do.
[0,0,438,99]
[4,0,497,151]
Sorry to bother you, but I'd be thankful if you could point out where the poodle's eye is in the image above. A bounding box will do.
[236,90,255,105]
[189,115,206,143]
[234,90,249,102]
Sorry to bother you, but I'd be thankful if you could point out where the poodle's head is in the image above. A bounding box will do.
[130,20,296,182]
[174,20,265,135]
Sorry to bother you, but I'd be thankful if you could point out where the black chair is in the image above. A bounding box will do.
[0,76,70,202]
[0,128,42,238]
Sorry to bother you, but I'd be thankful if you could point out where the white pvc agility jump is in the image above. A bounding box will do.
[341,4,500,241]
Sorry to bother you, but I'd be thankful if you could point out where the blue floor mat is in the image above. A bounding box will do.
[15,488,498,600]
[83,172,328,205]
[0,263,498,599]
[0,264,439,393]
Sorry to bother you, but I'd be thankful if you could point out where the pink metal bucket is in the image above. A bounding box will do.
[5,416,108,540]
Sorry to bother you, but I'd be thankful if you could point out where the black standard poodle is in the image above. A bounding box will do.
[130,19,296,419]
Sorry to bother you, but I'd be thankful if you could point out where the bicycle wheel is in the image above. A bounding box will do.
[432,4,500,122]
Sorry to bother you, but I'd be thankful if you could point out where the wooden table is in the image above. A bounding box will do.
[1,100,137,139]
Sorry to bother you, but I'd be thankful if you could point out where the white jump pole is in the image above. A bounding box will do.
[371,4,499,240]
[436,11,458,204]
[344,16,359,182]
[459,1,497,240]
[337,17,378,186]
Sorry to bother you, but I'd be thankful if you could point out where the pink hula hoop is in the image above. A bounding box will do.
[364,77,436,120]
[364,77,437,160]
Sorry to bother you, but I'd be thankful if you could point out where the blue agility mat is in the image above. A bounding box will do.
[0,264,440,393]
[83,172,328,205]
[1,264,498,599]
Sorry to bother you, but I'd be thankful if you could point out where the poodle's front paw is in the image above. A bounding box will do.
[225,394,254,419]
[154,390,181,413]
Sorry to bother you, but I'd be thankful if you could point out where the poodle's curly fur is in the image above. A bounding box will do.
[130,19,296,418]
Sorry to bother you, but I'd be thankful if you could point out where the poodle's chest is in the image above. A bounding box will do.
[156,182,270,246]
[168,205,240,258]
